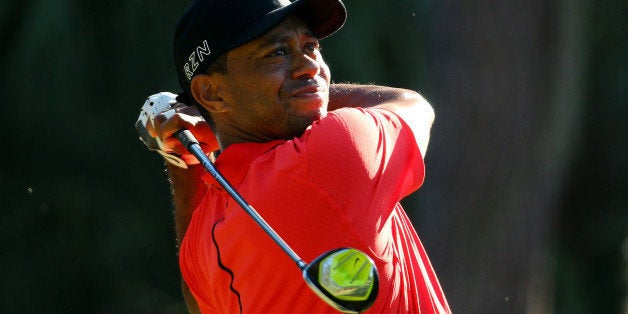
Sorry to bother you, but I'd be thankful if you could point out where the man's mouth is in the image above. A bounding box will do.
[290,84,324,98]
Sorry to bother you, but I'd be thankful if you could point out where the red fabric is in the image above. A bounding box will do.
[179,108,450,313]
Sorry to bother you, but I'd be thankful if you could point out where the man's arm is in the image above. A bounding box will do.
[167,163,205,313]
[138,93,217,312]
[150,104,218,246]
[167,163,207,247]
[154,108,217,313]
[329,83,435,157]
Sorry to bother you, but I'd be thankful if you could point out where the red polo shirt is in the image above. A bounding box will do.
[179,107,450,313]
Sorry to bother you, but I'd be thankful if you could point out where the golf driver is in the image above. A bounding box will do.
[136,92,378,313]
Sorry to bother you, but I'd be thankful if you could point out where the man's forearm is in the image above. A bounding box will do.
[328,83,421,111]
[166,162,207,247]
[166,162,206,313]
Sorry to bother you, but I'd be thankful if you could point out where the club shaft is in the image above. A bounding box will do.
[175,130,307,270]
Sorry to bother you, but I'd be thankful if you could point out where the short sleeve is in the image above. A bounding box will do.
[303,107,424,223]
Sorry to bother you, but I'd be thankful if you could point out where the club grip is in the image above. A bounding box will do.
[174,129,199,150]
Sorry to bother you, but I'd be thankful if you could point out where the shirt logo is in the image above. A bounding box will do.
[184,40,212,80]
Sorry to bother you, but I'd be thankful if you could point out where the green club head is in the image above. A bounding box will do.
[303,248,379,313]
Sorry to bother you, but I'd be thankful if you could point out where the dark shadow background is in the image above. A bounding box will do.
[1,0,626,313]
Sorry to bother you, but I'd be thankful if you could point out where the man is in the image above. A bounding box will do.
[139,0,450,312]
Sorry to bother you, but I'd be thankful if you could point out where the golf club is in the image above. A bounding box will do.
[175,129,379,313]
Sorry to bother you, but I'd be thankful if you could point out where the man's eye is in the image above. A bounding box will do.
[268,48,288,57]
[305,42,320,53]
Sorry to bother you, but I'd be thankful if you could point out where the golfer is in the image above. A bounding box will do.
[140,0,450,312]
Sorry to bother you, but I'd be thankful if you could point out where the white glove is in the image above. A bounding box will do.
[135,92,188,168]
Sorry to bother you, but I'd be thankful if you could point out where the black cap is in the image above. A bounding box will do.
[174,0,346,96]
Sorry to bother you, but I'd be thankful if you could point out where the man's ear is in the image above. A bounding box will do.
[190,74,229,113]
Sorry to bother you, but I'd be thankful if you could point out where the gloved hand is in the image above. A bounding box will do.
[135,92,218,168]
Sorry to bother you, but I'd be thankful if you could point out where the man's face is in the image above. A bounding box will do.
[212,15,331,141]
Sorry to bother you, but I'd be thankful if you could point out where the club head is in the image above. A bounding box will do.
[303,248,379,313]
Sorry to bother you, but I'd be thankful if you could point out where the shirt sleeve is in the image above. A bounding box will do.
[303,107,425,226]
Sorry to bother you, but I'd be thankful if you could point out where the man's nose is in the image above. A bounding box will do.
[291,52,320,79]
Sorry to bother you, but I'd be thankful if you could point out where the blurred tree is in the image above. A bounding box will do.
[1,0,190,313]
[417,0,587,313]
[554,1,628,313]
[412,0,626,313]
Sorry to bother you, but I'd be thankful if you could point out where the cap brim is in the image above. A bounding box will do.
[295,0,346,39]
[228,0,346,52]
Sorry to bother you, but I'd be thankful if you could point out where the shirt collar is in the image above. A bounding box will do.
[201,140,285,189]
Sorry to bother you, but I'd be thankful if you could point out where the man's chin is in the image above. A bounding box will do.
[310,107,328,121]
[283,109,325,139]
